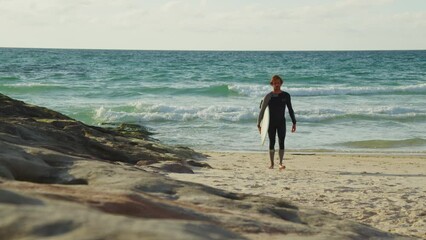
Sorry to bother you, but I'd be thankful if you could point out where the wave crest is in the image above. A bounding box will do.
[94,104,258,123]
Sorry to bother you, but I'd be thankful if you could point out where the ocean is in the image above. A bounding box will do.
[1,48,425,152]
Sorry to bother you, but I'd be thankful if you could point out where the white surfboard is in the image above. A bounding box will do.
[260,106,270,146]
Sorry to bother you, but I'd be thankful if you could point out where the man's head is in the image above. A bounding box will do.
[270,75,283,87]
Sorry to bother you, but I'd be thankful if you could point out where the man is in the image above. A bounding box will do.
[258,75,296,169]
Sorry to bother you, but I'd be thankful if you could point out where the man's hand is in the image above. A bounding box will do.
[291,124,296,133]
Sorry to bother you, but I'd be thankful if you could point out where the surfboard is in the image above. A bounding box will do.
[260,106,270,145]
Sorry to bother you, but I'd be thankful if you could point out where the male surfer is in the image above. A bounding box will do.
[258,75,296,169]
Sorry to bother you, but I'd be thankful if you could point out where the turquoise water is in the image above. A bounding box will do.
[1,48,425,152]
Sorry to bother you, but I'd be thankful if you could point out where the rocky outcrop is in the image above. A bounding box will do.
[0,93,202,183]
[0,93,414,239]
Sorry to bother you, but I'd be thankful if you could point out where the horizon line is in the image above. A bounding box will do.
[1,46,425,52]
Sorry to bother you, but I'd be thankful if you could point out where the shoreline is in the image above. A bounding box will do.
[194,149,426,156]
[168,151,426,239]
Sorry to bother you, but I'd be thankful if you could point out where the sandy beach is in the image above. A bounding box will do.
[168,151,426,239]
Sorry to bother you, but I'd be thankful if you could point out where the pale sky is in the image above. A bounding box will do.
[1,0,425,50]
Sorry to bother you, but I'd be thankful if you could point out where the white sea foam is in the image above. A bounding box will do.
[94,103,259,123]
[289,83,426,96]
[3,82,63,87]
[94,101,426,125]
[228,83,426,97]
[296,106,426,123]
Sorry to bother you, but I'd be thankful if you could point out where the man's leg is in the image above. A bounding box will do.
[279,149,284,165]
[277,124,286,169]
[268,126,277,168]
[269,150,275,169]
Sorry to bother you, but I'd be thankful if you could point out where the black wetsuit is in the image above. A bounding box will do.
[258,91,296,150]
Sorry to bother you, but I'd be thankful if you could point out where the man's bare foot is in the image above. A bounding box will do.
[269,165,274,169]
[279,164,286,170]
